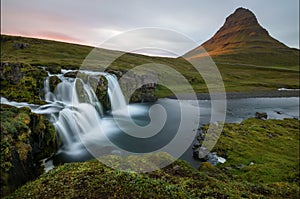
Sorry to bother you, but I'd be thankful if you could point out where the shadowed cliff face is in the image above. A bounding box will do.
[186,7,300,66]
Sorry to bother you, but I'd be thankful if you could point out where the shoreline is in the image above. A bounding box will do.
[167,90,300,100]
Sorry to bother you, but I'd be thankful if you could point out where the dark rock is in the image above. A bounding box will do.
[0,62,24,85]
[64,71,78,78]
[0,105,58,196]
[0,62,48,104]
[192,143,200,150]
[13,41,30,49]
[236,164,246,169]
[255,112,267,120]
[207,152,219,166]
[48,76,62,92]
[46,65,61,74]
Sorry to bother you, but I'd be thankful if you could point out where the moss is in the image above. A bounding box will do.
[202,118,300,185]
[48,76,61,92]
[0,62,48,104]
[7,151,299,199]
[0,104,58,196]
[1,35,299,99]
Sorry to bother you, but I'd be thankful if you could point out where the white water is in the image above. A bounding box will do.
[106,74,127,112]
[1,70,129,154]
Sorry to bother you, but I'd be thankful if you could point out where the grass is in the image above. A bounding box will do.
[0,105,57,196]
[5,118,300,198]
[203,118,299,184]
[1,34,299,100]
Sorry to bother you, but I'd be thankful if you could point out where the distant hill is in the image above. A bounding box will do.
[1,10,299,95]
[186,7,300,67]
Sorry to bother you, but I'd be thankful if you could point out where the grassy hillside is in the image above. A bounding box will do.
[186,8,300,69]
[1,34,299,98]
[6,118,299,198]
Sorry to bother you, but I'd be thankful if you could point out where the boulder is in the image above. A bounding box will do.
[0,62,24,85]
[0,62,48,104]
[255,112,268,120]
[13,42,30,49]
[49,76,62,92]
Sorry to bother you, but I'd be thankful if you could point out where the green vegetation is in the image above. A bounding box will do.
[190,7,300,68]
[5,118,299,198]
[1,35,299,100]
[203,118,299,184]
[1,105,57,196]
[0,62,48,104]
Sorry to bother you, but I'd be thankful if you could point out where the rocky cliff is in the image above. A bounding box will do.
[1,105,58,196]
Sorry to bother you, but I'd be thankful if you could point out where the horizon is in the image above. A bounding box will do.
[1,1,299,57]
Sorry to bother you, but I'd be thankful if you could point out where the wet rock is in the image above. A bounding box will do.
[255,112,267,120]
[64,71,78,78]
[207,152,219,166]
[45,65,61,74]
[0,105,58,196]
[192,143,200,150]
[49,76,62,92]
[193,147,208,161]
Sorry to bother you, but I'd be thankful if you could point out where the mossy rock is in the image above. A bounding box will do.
[45,65,61,74]
[48,76,61,92]
[6,152,299,199]
[0,62,48,104]
[201,118,300,185]
[0,104,58,196]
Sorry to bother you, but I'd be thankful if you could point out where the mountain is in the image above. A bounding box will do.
[185,7,300,67]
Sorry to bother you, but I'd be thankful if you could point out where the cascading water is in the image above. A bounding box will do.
[41,71,128,154]
[1,70,130,158]
[106,74,127,112]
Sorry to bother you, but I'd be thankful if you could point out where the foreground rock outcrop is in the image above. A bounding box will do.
[0,62,48,104]
[0,105,58,196]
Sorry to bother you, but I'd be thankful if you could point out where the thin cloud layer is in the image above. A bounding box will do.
[1,0,299,56]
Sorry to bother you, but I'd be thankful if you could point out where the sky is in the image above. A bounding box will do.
[1,0,299,57]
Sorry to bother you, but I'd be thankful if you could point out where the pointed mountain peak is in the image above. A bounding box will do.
[225,7,258,27]
[185,8,299,66]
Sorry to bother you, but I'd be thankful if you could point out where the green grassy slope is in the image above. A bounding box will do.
[6,118,299,198]
[186,8,300,69]
[1,34,299,98]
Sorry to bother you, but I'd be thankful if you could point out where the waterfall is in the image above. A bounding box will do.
[1,70,131,157]
[41,71,130,152]
[105,74,127,112]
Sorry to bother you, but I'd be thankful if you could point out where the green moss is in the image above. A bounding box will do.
[7,151,299,199]
[48,76,61,92]
[203,118,300,185]
[0,105,58,196]
[0,62,48,104]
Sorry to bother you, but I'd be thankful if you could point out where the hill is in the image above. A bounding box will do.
[186,7,300,69]
[1,7,299,97]
[5,118,300,198]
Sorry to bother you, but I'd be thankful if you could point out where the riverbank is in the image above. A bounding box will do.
[7,118,300,199]
[167,90,300,100]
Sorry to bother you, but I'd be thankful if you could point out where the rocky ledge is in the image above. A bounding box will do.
[1,104,58,196]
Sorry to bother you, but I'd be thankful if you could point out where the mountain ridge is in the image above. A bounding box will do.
[185,7,299,67]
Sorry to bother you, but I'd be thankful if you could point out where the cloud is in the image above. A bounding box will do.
[1,0,299,56]
[35,31,85,44]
